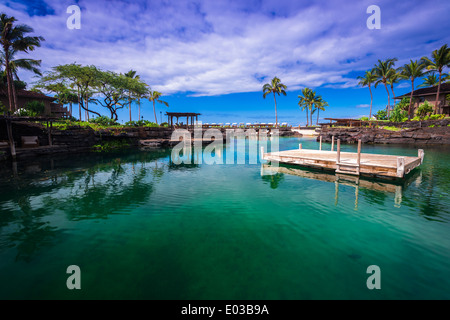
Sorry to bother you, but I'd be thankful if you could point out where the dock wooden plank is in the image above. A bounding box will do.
[262,148,422,179]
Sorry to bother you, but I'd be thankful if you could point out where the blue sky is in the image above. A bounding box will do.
[2,0,450,125]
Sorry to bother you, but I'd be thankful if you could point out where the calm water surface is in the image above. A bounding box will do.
[0,137,449,299]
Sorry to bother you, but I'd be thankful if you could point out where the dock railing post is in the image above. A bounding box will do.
[6,115,16,160]
[356,139,361,174]
[418,149,424,164]
[48,121,53,146]
[260,146,265,160]
[396,157,405,178]
[331,136,335,151]
[299,143,302,150]
[336,139,341,170]
[319,136,322,151]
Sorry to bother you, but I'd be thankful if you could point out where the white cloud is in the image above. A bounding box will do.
[2,0,449,96]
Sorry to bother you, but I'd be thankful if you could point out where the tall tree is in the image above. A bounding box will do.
[1,49,42,110]
[357,70,377,119]
[373,58,398,117]
[314,95,328,125]
[443,73,450,83]
[93,70,128,120]
[298,88,310,127]
[37,64,94,120]
[399,60,426,120]
[124,70,139,122]
[34,82,77,117]
[418,73,439,88]
[388,70,402,103]
[421,44,450,114]
[148,91,169,124]
[0,13,44,112]
[298,87,317,127]
[262,77,287,127]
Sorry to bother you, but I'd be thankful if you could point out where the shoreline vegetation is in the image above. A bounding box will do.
[0,12,449,163]
[1,118,449,163]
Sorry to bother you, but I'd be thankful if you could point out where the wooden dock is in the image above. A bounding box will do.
[261,139,424,179]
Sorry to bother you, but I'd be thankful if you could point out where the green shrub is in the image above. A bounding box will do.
[89,116,118,126]
[124,120,159,127]
[360,116,369,121]
[411,116,421,121]
[0,101,7,114]
[428,124,435,128]
[144,122,159,128]
[375,109,387,120]
[14,108,39,117]
[389,105,407,123]
[25,100,45,115]
[397,97,411,111]
[416,101,433,119]
[429,114,445,120]
[382,126,401,131]
[92,139,130,152]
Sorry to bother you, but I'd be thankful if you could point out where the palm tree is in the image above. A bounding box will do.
[262,77,287,127]
[0,13,44,112]
[373,58,398,117]
[298,87,317,127]
[148,91,168,124]
[388,70,402,103]
[418,73,439,88]
[421,44,450,114]
[357,70,377,119]
[298,89,310,127]
[399,60,426,120]
[314,95,328,125]
[1,49,42,111]
[125,70,139,122]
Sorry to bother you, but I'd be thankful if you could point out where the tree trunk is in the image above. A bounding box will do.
[435,73,442,114]
[77,87,81,121]
[129,98,132,122]
[138,99,141,121]
[3,49,14,112]
[310,106,313,127]
[9,68,18,113]
[80,101,101,118]
[273,92,278,127]
[69,102,72,117]
[408,78,414,120]
[316,108,320,125]
[369,84,373,119]
[153,101,158,124]
[391,84,396,106]
[85,93,89,121]
[306,108,309,127]
[384,82,391,117]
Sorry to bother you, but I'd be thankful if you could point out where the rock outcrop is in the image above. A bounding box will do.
[320,125,450,145]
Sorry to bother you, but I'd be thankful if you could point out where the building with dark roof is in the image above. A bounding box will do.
[0,89,69,117]
[395,83,450,115]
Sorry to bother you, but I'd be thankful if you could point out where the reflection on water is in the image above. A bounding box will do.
[261,163,423,209]
[0,138,449,299]
[0,150,171,262]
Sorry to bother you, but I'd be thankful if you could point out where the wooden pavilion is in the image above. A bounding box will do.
[166,112,201,128]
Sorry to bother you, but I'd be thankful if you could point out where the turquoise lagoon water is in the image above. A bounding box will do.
[0,137,449,299]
